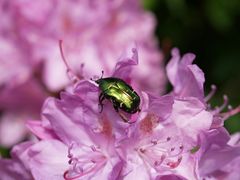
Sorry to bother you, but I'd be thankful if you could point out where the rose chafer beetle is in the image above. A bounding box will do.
[93,72,141,122]
[58,41,140,122]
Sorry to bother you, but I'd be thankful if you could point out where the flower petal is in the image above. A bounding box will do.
[0,158,33,180]
[166,48,205,101]
[112,47,138,82]
[170,98,212,141]
[42,97,93,145]
[148,94,174,121]
[199,145,240,176]
[26,120,58,140]
[28,140,68,180]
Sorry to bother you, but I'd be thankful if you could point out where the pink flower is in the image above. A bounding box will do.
[118,94,213,179]
[0,7,48,147]
[2,47,140,179]
[0,0,165,147]
[0,142,33,180]
[166,48,205,101]
[0,36,30,86]
[1,47,240,180]
[7,87,121,179]
[166,48,240,180]
[2,0,165,93]
[0,34,46,148]
[199,131,240,179]
[0,78,46,147]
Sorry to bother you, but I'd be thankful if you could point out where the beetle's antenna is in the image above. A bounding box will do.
[59,40,80,84]
[101,70,104,79]
[90,70,104,82]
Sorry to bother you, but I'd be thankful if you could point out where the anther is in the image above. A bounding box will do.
[139,148,145,153]
[228,105,233,110]
[91,145,97,152]
[205,84,217,102]
[166,156,182,168]
[75,166,83,173]
[215,95,228,113]
[151,139,158,145]
[68,143,75,158]
[179,145,184,150]
[154,160,161,166]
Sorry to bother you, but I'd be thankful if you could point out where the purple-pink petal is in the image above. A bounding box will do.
[0,158,33,180]
[166,48,205,101]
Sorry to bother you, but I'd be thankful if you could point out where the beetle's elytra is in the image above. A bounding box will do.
[93,75,141,122]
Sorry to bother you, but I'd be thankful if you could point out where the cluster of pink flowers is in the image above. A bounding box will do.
[1,0,240,179]
[1,47,239,179]
[0,0,164,147]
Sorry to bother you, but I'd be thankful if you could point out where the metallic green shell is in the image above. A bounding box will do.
[96,77,140,113]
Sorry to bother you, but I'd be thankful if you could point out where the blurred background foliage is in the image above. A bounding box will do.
[142,0,240,133]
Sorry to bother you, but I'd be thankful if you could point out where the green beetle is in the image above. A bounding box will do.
[93,74,141,122]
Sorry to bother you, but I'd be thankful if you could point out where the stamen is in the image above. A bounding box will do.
[207,104,211,109]
[168,145,184,157]
[64,143,107,180]
[59,40,80,84]
[228,105,233,110]
[138,136,184,170]
[75,165,83,174]
[140,137,171,151]
[90,145,97,152]
[204,85,239,122]
[64,159,106,180]
[151,139,158,145]
[154,155,165,166]
[221,105,240,121]
[68,143,75,159]
[139,148,146,153]
[205,84,217,102]
[213,95,228,114]
[166,156,182,169]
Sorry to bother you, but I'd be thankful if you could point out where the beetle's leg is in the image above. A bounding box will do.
[113,102,119,112]
[137,107,141,112]
[119,102,124,108]
[118,112,129,123]
[113,103,131,123]
[113,103,128,122]
[111,99,129,123]
[98,93,105,113]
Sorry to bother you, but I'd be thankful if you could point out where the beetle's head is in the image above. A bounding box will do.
[90,71,104,84]
[95,79,101,84]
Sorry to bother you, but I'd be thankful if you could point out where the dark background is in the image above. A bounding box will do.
[143,0,240,133]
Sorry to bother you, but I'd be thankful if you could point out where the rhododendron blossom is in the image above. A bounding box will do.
[199,131,240,180]
[0,0,165,147]
[1,0,165,93]
[1,47,239,180]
